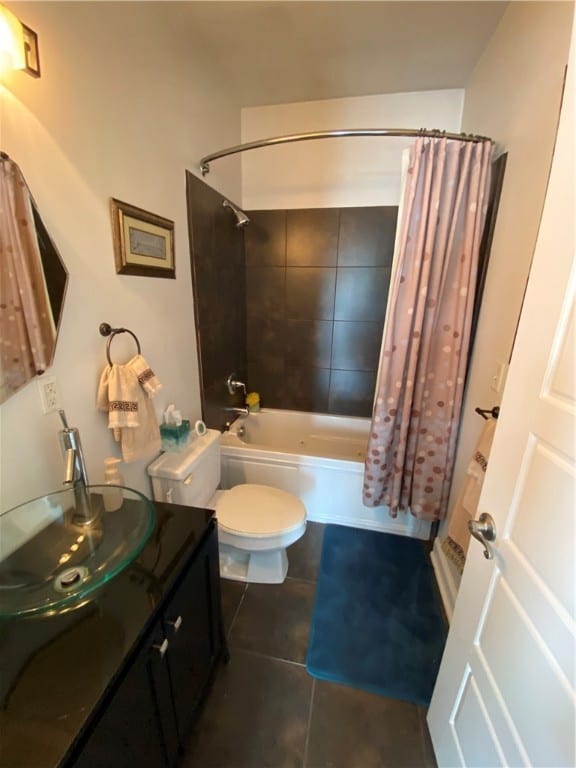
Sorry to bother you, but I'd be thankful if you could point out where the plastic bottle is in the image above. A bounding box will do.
[103,457,124,512]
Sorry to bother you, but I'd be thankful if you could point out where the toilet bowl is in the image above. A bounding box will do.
[211,485,306,583]
[147,430,306,584]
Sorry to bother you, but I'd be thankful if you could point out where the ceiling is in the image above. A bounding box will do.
[181,1,509,107]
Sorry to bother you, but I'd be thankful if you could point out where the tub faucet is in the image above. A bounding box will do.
[223,406,249,417]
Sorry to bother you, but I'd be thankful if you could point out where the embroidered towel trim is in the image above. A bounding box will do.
[97,355,162,462]
[441,418,497,573]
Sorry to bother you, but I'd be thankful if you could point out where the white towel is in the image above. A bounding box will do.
[97,355,162,462]
[441,418,497,573]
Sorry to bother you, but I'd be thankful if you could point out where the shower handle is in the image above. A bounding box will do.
[468,513,497,560]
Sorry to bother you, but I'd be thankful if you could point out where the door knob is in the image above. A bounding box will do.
[468,512,496,560]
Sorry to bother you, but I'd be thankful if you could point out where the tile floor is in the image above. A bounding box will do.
[183,523,438,768]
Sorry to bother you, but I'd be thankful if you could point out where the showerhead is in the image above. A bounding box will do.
[222,199,250,228]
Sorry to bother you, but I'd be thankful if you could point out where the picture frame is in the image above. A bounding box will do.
[110,198,175,278]
[22,24,40,78]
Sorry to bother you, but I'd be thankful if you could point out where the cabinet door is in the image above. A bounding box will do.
[72,623,179,768]
[164,530,220,744]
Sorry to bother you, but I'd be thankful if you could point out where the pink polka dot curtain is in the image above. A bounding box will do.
[0,157,56,403]
[363,137,493,521]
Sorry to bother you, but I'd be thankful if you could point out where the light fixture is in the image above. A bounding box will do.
[0,3,25,71]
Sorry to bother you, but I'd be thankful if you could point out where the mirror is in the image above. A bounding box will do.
[0,154,68,404]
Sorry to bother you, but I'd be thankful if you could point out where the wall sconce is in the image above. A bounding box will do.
[0,3,40,77]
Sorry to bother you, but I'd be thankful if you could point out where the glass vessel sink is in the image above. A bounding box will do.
[0,485,155,618]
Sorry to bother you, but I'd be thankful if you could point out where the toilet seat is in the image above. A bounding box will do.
[215,484,306,538]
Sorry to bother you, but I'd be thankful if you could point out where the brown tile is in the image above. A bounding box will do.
[306,680,427,768]
[328,369,377,417]
[338,206,398,267]
[281,367,330,413]
[247,315,286,363]
[287,209,339,266]
[287,521,326,582]
[331,321,383,371]
[229,580,316,664]
[284,320,333,368]
[183,651,312,768]
[286,267,336,321]
[334,267,391,322]
[219,579,247,635]
[247,358,286,410]
[246,266,285,318]
[245,210,286,266]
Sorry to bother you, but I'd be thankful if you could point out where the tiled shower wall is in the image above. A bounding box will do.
[244,207,397,417]
[186,173,247,429]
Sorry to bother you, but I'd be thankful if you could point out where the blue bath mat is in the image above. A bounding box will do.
[306,525,447,706]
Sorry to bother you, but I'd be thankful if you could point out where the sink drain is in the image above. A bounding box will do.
[54,566,89,592]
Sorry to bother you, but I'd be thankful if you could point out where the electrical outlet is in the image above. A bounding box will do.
[38,376,59,414]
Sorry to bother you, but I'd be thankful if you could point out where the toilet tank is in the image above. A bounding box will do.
[147,429,221,507]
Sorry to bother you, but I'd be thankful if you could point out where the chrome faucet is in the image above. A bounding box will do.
[59,410,89,487]
[58,410,99,528]
[223,406,249,416]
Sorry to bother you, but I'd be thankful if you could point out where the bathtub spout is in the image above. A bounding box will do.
[223,406,249,416]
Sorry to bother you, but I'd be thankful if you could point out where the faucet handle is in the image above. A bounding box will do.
[59,409,70,430]
[226,372,246,396]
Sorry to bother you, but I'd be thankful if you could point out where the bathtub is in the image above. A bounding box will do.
[220,409,431,540]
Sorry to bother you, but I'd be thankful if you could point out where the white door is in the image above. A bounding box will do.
[427,22,576,768]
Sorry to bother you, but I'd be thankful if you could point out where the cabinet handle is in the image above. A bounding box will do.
[167,615,182,633]
[153,638,169,658]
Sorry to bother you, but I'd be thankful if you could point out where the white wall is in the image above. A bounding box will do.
[445,1,574,540]
[241,89,464,209]
[0,2,241,511]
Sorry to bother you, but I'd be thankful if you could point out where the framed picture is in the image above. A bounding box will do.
[22,24,40,78]
[110,198,175,278]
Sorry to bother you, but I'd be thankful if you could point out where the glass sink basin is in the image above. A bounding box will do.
[0,485,155,618]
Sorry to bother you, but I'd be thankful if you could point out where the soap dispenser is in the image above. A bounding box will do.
[103,457,124,512]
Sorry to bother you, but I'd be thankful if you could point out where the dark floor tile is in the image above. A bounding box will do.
[287,522,326,582]
[306,680,427,768]
[183,650,312,768]
[418,706,439,768]
[229,579,316,664]
[219,578,247,635]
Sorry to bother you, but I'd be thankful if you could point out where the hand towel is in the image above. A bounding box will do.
[441,417,497,573]
[129,354,162,396]
[97,355,162,462]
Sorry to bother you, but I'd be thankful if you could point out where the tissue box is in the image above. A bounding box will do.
[160,420,191,452]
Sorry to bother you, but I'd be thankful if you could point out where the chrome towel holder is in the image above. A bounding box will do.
[99,322,141,366]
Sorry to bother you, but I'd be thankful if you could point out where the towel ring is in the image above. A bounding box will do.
[99,322,141,366]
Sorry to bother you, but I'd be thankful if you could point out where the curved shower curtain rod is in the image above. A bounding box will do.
[199,127,493,175]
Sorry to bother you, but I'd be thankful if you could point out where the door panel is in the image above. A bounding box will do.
[428,19,575,768]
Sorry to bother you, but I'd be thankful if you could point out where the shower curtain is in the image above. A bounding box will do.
[363,137,493,521]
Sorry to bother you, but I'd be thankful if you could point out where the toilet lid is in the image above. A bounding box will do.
[216,485,306,537]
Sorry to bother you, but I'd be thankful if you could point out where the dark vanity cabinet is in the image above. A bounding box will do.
[0,503,227,768]
[71,510,225,768]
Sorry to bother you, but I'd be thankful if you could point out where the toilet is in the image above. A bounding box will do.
[147,429,306,584]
